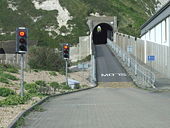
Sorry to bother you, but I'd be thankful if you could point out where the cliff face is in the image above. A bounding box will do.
[0,0,160,47]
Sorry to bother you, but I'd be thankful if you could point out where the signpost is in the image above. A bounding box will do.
[63,44,70,86]
[127,45,133,53]
[16,27,28,97]
[148,56,155,61]
[148,55,155,73]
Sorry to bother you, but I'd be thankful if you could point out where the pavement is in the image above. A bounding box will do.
[95,44,131,83]
[22,44,170,128]
[155,78,170,90]
[23,87,170,128]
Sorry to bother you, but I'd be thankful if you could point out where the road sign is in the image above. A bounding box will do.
[127,45,133,53]
[148,56,155,61]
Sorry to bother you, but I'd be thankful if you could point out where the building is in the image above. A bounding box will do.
[141,1,170,46]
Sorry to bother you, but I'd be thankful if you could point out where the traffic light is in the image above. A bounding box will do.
[16,27,28,54]
[63,44,69,59]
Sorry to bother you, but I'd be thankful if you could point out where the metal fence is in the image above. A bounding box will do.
[107,37,156,88]
[113,32,170,78]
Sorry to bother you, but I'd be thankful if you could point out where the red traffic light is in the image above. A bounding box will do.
[63,45,69,49]
[19,31,26,37]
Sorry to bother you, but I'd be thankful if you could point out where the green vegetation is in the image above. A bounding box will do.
[0,0,157,46]
[0,87,16,97]
[0,77,9,84]
[49,71,57,76]
[62,84,71,90]
[0,64,19,84]
[50,82,61,91]
[0,64,18,73]
[35,80,47,87]
[25,83,39,94]
[0,94,31,106]
[14,117,25,128]
[28,46,65,72]
[0,72,18,80]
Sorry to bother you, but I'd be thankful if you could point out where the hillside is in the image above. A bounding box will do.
[0,0,163,47]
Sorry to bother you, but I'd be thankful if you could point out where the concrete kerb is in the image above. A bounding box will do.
[8,86,96,128]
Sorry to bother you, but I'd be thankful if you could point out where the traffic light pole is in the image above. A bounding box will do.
[20,54,24,97]
[65,59,68,86]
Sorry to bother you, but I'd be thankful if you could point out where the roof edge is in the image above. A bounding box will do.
[141,1,170,30]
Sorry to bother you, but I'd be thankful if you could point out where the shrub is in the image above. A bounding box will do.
[28,46,65,71]
[74,84,81,89]
[0,77,9,84]
[49,71,57,76]
[25,83,39,94]
[0,87,16,97]
[35,80,46,87]
[0,94,31,106]
[62,85,71,90]
[1,73,19,81]
[50,82,61,91]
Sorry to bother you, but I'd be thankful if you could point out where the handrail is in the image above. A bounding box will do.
[107,38,156,88]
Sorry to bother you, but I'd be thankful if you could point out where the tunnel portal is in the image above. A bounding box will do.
[92,23,113,45]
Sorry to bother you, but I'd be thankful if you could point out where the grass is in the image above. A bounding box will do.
[0,76,9,84]
[0,64,18,84]
[0,72,19,81]
[0,64,19,73]
[49,71,57,76]
[0,87,16,97]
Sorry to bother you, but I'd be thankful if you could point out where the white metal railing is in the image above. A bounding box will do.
[107,39,155,88]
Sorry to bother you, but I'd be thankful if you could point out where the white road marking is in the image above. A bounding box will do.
[101,73,127,77]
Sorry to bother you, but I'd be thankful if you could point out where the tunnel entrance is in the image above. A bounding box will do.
[0,48,5,54]
[92,23,113,45]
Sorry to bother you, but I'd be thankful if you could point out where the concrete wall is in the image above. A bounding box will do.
[70,36,91,62]
[0,53,28,67]
[115,32,170,78]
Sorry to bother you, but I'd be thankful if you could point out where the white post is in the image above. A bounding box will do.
[90,32,92,55]
[144,39,147,64]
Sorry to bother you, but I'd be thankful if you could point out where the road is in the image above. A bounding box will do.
[23,88,170,128]
[95,44,131,82]
[22,44,170,128]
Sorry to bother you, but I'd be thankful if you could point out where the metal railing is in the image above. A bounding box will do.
[107,39,156,88]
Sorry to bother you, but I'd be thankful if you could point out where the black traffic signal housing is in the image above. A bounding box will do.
[16,27,28,54]
[63,44,70,59]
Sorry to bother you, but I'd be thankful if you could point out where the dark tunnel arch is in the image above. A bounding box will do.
[92,23,113,45]
[0,48,5,54]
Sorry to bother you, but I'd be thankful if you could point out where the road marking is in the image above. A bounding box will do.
[101,73,127,77]
[101,73,114,77]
